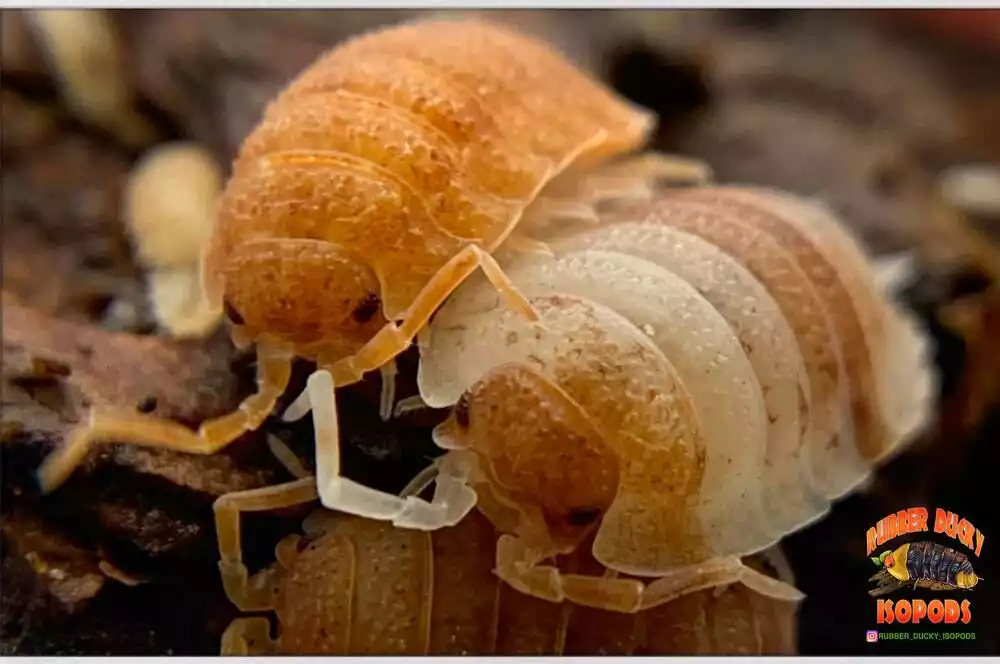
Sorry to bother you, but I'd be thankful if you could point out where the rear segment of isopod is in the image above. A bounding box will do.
[735,188,934,456]
[202,17,657,332]
[535,221,828,535]
[663,187,933,488]
[624,197,859,499]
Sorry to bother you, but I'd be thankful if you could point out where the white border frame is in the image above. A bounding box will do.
[4,1,1000,8]
[3,2,996,662]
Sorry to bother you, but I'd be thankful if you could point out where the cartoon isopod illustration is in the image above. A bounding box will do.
[869,541,982,597]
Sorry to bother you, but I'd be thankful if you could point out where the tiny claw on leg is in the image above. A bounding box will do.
[736,563,806,603]
[392,394,430,419]
[378,360,398,422]
[281,388,313,423]
[266,434,311,479]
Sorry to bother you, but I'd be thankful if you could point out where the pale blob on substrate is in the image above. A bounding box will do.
[123,142,225,339]
[220,510,801,655]
[24,9,156,148]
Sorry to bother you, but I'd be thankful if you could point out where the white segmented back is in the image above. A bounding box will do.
[416,162,936,582]
[668,187,933,499]
[545,223,829,534]
[420,291,714,569]
[751,189,933,453]
[614,198,867,500]
[504,248,774,556]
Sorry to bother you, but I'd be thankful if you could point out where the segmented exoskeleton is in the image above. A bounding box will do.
[221,509,801,655]
[410,175,934,610]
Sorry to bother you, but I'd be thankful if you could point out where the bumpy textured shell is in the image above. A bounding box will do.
[202,18,654,323]
[417,181,933,576]
[242,510,798,655]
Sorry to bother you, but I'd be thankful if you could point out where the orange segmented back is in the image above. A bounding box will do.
[204,18,655,319]
[259,511,798,654]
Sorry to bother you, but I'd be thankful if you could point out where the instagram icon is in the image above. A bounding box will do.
[866,630,879,643]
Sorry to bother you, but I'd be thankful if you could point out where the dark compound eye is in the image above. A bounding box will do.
[567,507,602,527]
[137,395,158,413]
[297,531,324,553]
[351,292,381,324]
[223,300,245,325]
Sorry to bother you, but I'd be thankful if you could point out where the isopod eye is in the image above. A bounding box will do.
[223,299,245,325]
[137,395,158,413]
[566,506,602,527]
[351,291,381,324]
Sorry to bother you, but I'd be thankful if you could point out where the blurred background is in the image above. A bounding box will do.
[1,8,998,655]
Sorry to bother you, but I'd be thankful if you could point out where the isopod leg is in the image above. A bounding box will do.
[325,244,539,387]
[379,360,398,421]
[37,343,293,492]
[520,153,713,237]
[502,234,557,257]
[280,360,402,426]
[496,537,804,615]
[221,617,276,655]
[265,434,311,479]
[214,477,318,611]
[496,535,645,613]
[392,394,431,418]
[577,153,713,206]
[639,557,803,610]
[600,153,713,188]
[306,369,477,530]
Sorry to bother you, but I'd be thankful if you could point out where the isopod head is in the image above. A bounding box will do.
[435,363,621,553]
[218,238,389,359]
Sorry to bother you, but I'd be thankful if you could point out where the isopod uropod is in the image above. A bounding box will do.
[35,18,707,521]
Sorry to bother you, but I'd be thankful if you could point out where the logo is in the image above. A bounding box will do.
[866,630,879,643]
[866,507,984,628]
